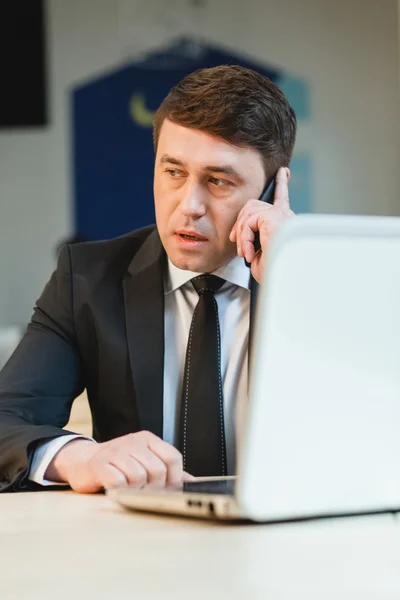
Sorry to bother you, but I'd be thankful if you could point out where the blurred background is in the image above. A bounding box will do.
[0,0,399,369]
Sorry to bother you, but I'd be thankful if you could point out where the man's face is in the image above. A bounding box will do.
[154,119,266,273]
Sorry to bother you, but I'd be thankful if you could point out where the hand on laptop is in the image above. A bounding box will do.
[44,431,195,493]
[229,167,294,283]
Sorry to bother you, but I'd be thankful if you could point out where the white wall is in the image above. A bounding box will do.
[0,0,399,327]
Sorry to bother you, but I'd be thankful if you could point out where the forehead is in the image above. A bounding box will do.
[156,119,263,176]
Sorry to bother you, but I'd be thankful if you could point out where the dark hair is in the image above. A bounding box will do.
[153,64,297,181]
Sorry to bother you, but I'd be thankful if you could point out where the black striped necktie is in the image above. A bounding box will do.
[179,274,227,477]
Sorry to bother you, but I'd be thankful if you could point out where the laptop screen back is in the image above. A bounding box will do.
[238,215,400,521]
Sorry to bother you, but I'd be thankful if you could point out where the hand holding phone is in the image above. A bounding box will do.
[244,174,276,268]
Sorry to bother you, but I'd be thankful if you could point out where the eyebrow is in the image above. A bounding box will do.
[159,154,244,181]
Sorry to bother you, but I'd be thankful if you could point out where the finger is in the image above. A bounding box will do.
[236,200,269,229]
[182,471,196,482]
[95,462,129,490]
[109,453,148,486]
[237,236,244,258]
[131,448,168,487]
[234,206,256,258]
[231,200,270,248]
[237,213,258,259]
[147,437,185,485]
[238,213,261,263]
[235,202,274,257]
[273,167,291,213]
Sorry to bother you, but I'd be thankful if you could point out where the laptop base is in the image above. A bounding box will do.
[107,484,243,520]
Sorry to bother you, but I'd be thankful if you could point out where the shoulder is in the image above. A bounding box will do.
[59,225,159,279]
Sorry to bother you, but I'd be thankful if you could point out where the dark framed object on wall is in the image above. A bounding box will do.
[0,1,48,128]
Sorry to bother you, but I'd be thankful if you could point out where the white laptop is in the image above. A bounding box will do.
[108,214,400,522]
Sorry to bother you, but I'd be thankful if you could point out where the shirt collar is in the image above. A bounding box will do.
[165,255,251,294]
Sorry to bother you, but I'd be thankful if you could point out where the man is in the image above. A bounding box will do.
[0,65,296,493]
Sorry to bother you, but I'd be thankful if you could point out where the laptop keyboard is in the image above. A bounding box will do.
[182,479,235,495]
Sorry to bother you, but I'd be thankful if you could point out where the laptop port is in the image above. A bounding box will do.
[208,502,215,515]
[187,499,202,508]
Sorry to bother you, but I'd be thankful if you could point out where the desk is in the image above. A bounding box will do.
[0,491,399,599]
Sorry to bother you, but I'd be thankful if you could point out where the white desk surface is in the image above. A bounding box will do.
[0,491,399,600]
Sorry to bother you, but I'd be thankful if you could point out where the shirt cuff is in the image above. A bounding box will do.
[29,434,95,486]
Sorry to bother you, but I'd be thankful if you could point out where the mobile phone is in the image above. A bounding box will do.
[244,174,276,267]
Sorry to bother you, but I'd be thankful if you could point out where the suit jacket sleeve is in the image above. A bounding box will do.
[0,244,85,492]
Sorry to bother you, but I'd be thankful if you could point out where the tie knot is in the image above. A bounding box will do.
[191,274,225,296]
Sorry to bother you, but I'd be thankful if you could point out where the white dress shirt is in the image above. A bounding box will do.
[29,255,251,484]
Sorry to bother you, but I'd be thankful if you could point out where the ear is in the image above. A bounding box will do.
[285,167,291,182]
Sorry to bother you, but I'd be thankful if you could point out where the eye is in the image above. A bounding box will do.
[165,168,183,178]
[209,177,229,187]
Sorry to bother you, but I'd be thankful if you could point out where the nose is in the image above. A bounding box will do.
[179,181,206,218]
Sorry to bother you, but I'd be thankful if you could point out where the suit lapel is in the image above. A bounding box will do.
[123,229,166,438]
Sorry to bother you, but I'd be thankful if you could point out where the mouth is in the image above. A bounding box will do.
[175,230,209,248]
[177,231,207,240]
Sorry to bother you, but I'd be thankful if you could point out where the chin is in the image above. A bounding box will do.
[168,251,218,273]
[171,257,206,272]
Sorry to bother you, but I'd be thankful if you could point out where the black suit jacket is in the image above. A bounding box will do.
[0,225,258,492]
